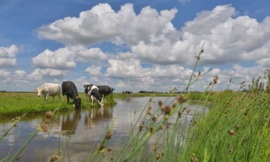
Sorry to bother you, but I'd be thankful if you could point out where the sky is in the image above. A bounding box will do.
[0,0,270,92]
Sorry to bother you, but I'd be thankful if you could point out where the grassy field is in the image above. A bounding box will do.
[0,92,116,116]
[0,91,217,116]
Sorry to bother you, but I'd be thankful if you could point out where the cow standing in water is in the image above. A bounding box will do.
[62,81,81,110]
[84,83,104,107]
[35,83,61,103]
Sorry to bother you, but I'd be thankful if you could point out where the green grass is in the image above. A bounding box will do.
[0,92,116,115]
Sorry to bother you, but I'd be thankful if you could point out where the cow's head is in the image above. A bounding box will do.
[34,87,45,97]
[98,98,104,107]
[73,97,81,110]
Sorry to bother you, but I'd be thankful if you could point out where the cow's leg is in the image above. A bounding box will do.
[43,95,46,103]
[85,94,87,102]
[45,94,49,103]
[51,96,55,103]
[91,96,94,105]
[67,96,70,103]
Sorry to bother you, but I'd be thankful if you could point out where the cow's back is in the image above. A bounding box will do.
[45,83,61,96]
[62,81,79,98]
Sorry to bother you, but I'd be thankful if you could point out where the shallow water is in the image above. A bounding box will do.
[0,97,206,161]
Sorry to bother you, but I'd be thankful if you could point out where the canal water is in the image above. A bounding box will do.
[0,97,206,161]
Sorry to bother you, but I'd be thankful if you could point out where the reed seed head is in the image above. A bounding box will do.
[139,125,143,131]
[147,111,152,116]
[162,105,171,114]
[106,131,112,139]
[156,153,161,160]
[142,120,145,124]
[177,95,187,103]
[178,111,182,118]
[152,116,157,122]
[107,147,113,151]
[158,100,163,106]
[46,111,53,118]
[150,127,154,133]
[228,130,235,138]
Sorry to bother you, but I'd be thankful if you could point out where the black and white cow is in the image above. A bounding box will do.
[96,85,115,100]
[84,83,104,107]
[35,83,61,103]
[62,81,81,110]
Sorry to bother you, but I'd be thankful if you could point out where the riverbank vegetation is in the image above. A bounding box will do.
[0,92,116,116]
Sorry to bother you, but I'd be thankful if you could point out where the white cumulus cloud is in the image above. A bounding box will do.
[0,45,19,68]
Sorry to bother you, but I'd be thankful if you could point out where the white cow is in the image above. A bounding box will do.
[35,83,61,103]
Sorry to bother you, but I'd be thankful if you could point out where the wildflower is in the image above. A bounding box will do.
[148,106,152,110]
[147,111,152,116]
[16,117,20,120]
[142,120,145,124]
[172,102,177,108]
[187,109,191,114]
[198,71,201,76]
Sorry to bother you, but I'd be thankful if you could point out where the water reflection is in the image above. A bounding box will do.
[0,97,206,162]
[61,110,81,136]
[118,97,135,103]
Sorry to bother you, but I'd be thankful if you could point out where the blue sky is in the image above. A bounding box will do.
[0,0,270,92]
